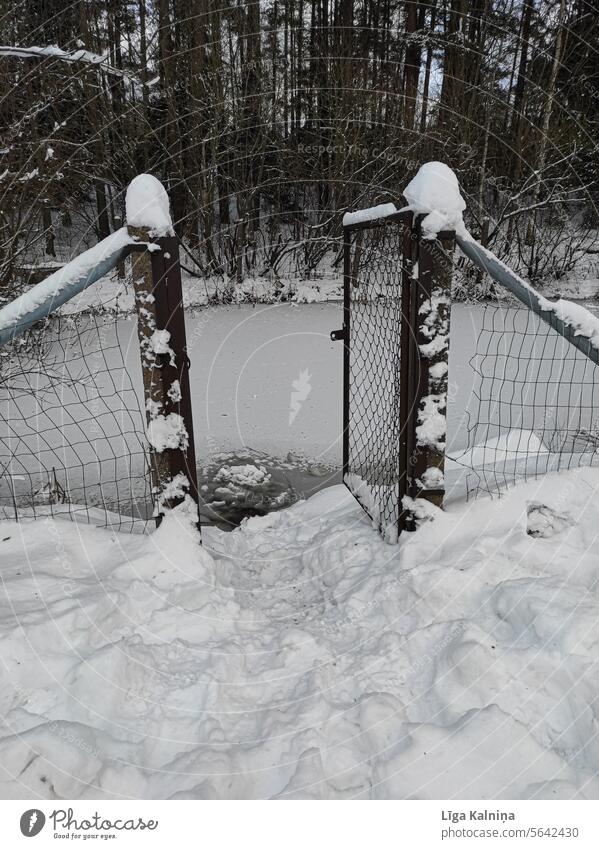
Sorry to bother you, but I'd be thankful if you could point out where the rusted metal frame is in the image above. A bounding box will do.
[342,228,352,480]
[398,211,415,536]
[339,212,454,539]
[402,218,422,530]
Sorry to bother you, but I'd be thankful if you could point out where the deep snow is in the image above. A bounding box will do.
[1,468,599,799]
[2,160,599,802]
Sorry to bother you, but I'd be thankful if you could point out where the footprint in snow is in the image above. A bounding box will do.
[526,501,573,538]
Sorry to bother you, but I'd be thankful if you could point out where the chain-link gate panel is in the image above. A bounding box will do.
[337,213,415,543]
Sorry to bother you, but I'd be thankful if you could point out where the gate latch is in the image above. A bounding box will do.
[330,327,347,342]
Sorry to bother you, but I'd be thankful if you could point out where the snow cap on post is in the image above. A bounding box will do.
[126,174,174,238]
[403,161,466,238]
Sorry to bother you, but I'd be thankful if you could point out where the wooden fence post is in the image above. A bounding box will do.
[128,226,200,529]
[407,228,455,513]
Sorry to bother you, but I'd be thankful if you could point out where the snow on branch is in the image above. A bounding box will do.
[0,45,157,92]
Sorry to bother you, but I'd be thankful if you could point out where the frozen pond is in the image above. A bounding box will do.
[185,301,494,459]
[1,300,598,527]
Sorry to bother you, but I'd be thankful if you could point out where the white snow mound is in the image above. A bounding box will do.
[403,161,467,237]
[126,174,174,237]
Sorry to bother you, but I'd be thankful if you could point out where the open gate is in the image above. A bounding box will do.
[333,211,455,543]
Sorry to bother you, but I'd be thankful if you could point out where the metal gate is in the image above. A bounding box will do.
[332,212,455,543]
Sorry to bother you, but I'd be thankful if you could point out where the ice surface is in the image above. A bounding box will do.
[450,429,549,468]
[125,174,174,237]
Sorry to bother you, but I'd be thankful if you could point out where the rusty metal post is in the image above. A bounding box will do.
[398,211,415,534]
[407,229,455,512]
[128,226,200,529]
[342,228,351,477]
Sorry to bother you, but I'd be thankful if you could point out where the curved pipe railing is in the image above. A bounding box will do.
[0,227,144,347]
[455,233,599,368]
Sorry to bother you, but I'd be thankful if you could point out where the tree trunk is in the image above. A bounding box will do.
[419,0,437,133]
[438,0,466,130]
[78,0,110,240]
[158,0,185,231]
[510,0,535,181]
[402,0,421,132]
[525,0,566,247]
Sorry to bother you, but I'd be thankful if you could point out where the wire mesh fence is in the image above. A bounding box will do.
[342,213,599,535]
[0,310,154,532]
[342,214,414,542]
[451,303,599,496]
[3,217,598,539]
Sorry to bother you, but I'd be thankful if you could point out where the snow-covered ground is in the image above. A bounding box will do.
[30,267,345,315]
[1,467,599,799]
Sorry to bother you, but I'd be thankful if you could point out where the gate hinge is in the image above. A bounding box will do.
[330,327,347,342]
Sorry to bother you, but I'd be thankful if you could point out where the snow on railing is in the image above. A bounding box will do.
[0,228,136,346]
[342,203,397,228]
[402,161,599,368]
[455,235,599,367]
[0,173,179,347]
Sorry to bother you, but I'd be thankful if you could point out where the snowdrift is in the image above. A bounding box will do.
[1,469,599,799]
